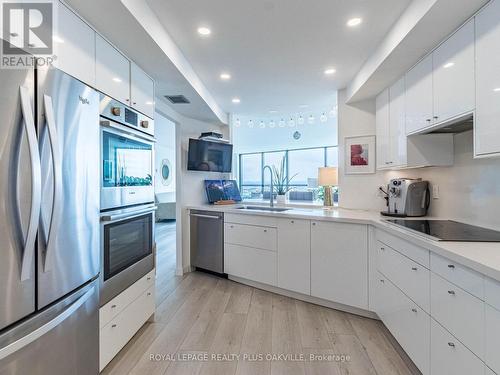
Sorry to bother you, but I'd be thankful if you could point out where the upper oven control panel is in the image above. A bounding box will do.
[99,94,155,137]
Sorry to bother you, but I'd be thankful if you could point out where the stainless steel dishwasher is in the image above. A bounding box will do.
[190,210,225,274]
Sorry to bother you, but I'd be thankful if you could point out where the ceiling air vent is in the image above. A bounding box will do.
[165,95,190,104]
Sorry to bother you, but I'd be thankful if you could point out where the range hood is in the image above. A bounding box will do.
[425,113,474,135]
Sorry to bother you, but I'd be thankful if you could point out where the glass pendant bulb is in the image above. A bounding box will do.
[248,120,254,128]
[235,118,241,127]
[279,119,286,128]
[259,120,266,128]
[288,117,295,127]
[320,113,327,123]
[308,115,315,124]
[297,115,305,125]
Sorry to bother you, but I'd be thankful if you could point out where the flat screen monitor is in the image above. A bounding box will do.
[187,139,233,173]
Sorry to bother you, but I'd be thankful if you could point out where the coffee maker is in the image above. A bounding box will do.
[381,178,430,217]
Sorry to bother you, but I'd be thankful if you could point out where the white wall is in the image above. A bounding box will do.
[337,88,500,230]
[337,89,388,210]
[155,99,229,275]
[154,113,176,194]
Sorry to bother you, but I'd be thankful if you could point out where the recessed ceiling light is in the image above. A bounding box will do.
[443,62,455,69]
[269,110,278,114]
[146,101,154,105]
[494,87,500,92]
[53,35,64,43]
[299,104,309,108]
[220,73,231,80]
[347,17,362,27]
[232,98,240,104]
[112,77,122,83]
[197,27,211,36]
[324,68,336,75]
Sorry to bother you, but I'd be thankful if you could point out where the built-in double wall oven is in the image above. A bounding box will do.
[99,94,156,305]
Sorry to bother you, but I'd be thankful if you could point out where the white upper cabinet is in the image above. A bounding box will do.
[475,0,500,157]
[389,77,407,167]
[130,63,155,118]
[405,54,433,135]
[433,19,475,124]
[54,3,95,86]
[95,35,130,105]
[376,89,390,169]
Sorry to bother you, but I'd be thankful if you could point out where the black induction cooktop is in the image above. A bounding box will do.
[384,219,500,242]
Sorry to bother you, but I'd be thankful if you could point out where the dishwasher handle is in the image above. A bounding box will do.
[189,213,222,220]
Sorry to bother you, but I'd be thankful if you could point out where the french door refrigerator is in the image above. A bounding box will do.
[0,64,100,374]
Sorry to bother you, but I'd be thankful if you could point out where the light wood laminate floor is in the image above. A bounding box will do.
[102,221,420,375]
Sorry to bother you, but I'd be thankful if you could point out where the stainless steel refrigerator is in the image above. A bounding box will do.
[0,65,100,374]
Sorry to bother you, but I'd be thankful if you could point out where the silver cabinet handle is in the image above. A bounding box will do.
[0,286,94,360]
[379,279,385,283]
[101,206,157,222]
[291,220,294,224]
[189,213,221,220]
[426,119,431,122]
[312,222,316,226]
[433,116,439,120]
[448,264,455,269]
[380,247,385,251]
[448,290,456,295]
[111,304,117,309]
[42,94,63,273]
[264,229,268,233]
[19,86,41,281]
[411,267,418,271]
[411,308,418,313]
[111,324,117,328]
[147,292,152,296]
[448,342,455,348]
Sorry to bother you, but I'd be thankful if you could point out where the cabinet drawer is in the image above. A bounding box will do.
[431,272,484,359]
[485,304,500,374]
[376,273,430,375]
[485,277,500,311]
[224,244,276,286]
[100,270,155,328]
[377,241,430,313]
[225,223,277,251]
[431,253,484,299]
[100,285,155,371]
[431,318,484,375]
[225,213,277,227]
[376,229,430,267]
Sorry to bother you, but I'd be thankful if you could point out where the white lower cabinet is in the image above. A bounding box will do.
[485,304,500,374]
[431,318,484,375]
[224,244,277,286]
[277,218,310,295]
[430,272,484,359]
[375,273,430,375]
[100,279,155,371]
[376,241,430,313]
[311,221,368,309]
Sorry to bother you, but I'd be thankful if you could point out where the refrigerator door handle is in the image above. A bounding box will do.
[19,86,41,281]
[42,94,63,272]
[0,286,95,361]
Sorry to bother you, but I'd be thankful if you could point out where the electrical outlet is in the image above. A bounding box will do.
[432,184,439,199]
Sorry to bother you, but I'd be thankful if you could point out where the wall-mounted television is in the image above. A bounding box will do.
[187,139,233,173]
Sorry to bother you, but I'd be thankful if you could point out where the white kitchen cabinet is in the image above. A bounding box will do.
[376,89,391,169]
[485,304,500,374]
[96,34,130,105]
[389,77,407,166]
[224,244,277,286]
[376,242,430,313]
[375,274,430,375]
[475,0,500,157]
[54,3,95,86]
[311,221,368,309]
[433,19,475,124]
[430,318,484,375]
[405,54,433,135]
[131,62,155,118]
[225,223,277,251]
[430,272,484,359]
[277,218,310,295]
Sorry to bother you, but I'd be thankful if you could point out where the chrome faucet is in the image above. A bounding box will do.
[263,165,274,207]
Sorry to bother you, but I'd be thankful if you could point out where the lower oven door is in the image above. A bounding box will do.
[100,205,156,305]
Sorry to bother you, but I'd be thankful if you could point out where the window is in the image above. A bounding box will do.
[239,146,338,201]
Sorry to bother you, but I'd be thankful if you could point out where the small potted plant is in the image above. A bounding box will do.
[272,157,297,206]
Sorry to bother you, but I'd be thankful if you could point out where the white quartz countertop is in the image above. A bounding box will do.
[187,203,500,283]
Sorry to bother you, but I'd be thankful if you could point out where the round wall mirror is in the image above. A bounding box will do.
[160,159,173,186]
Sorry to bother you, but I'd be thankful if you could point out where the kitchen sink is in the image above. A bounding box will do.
[236,206,291,212]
